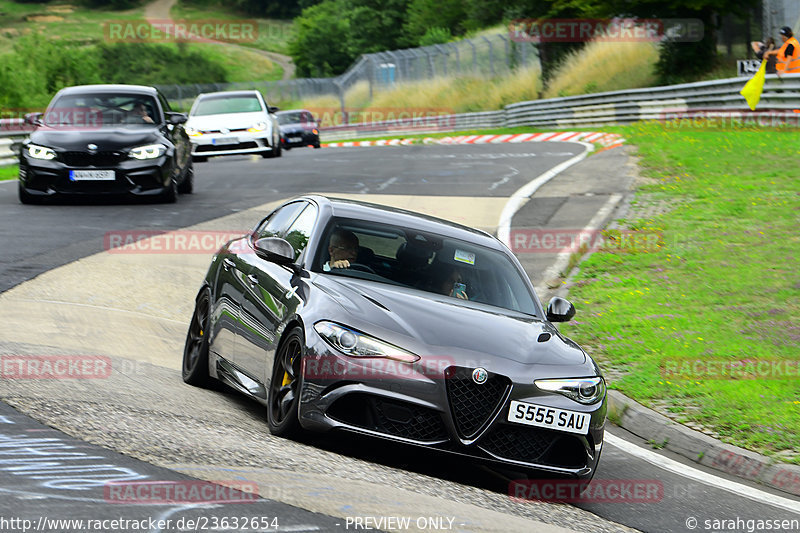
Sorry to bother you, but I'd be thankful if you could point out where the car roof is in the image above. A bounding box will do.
[196,90,262,99]
[56,84,158,96]
[304,195,502,250]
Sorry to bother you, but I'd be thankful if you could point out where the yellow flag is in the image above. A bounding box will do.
[740,60,767,111]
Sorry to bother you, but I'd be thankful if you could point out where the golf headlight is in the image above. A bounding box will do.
[535,377,606,405]
[129,144,166,160]
[248,122,268,132]
[314,321,419,363]
[185,126,201,137]
[27,144,56,160]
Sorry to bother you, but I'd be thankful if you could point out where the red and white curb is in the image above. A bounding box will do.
[321,131,625,149]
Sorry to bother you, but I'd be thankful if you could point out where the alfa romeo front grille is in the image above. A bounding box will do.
[445,366,510,439]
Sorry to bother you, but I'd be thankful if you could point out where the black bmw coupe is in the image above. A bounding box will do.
[18,84,193,204]
[183,196,606,481]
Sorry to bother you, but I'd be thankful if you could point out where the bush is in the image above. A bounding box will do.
[0,35,230,109]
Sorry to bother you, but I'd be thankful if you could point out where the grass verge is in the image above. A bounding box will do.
[0,164,18,181]
[559,122,800,463]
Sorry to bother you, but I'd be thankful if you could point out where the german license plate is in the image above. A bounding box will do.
[212,137,237,146]
[508,400,590,435]
[69,170,115,181]
[288,136,301,142]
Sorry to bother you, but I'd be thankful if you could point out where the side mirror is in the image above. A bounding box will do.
[254,237,295,264]
[268,106,279,113]
[24,112,43,126]
[546,296,575,322]
[166,112,188,125]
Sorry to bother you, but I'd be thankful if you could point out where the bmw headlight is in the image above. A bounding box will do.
[129,144,166,160]
[248,122,268,132]
[27,144,56,160]
[314,321,419,363]
[535,377,606,405]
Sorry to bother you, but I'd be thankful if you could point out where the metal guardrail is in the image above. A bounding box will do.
[0,122,28,167]
[4,74,799,163]
[321,74,800,139]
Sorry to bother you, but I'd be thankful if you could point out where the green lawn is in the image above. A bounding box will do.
[0,164,18,181]
[560,122,800,463]
[0,1,144,53]
[171,0,294,55]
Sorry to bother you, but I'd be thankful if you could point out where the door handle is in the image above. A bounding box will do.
[222,258,235,271]
[247,274,259,286]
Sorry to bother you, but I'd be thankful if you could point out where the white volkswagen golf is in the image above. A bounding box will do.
[186,90,281,162]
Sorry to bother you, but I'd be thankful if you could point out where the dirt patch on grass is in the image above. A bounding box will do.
[26,15,64,22]
[48,5,76,13]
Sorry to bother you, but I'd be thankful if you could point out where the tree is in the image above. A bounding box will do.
[289,0,354,77]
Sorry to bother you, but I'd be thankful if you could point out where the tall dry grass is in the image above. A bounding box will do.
[543,39,659,98]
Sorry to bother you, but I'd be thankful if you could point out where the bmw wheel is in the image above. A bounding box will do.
[182,288,211,387]
[177,159,194,194]
[267,326,304,437]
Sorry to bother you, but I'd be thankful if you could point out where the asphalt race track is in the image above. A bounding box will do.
[1,143,798,532]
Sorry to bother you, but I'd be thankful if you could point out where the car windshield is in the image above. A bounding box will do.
[44,93,159,127]
[277,112,305,125]
[192,94,263,116]
[315,218,539,316]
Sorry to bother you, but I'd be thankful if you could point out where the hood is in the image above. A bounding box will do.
[312,275,586,367]
[186,112,268,131]
[279,121,316,131]
[30,127,162,151]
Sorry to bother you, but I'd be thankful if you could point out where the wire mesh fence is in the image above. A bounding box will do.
[156,33,539,109]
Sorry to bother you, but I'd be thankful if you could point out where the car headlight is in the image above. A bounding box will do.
[186,127,202,137]
[27,144,56,160]
[314,321,419,363]
[534,377,606,405]
[248,122,268,132]
[129,144,166,160]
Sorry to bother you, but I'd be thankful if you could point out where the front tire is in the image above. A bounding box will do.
[177,160,194,194]
[182,288,212,387]
[160,177,177,203]
[267,326,304,437]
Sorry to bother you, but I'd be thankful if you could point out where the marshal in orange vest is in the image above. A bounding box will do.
[776,34,800,73]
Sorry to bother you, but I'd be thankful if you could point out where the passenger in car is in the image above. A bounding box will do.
[430,265,469,300]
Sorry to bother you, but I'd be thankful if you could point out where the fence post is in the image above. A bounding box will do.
[482,36,495,77]
[467,39,477,74]
[498,34,510,70]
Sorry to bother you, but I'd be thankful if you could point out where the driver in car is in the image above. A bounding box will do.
[130,102,154,124]
[323,229,359,271]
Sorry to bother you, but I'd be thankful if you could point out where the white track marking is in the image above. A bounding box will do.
[605,433,800,514]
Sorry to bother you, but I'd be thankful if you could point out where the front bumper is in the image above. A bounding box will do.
[281,130,319,148]
[298,334,606,480]
[190,131,273,157]
[19,153,172,197]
